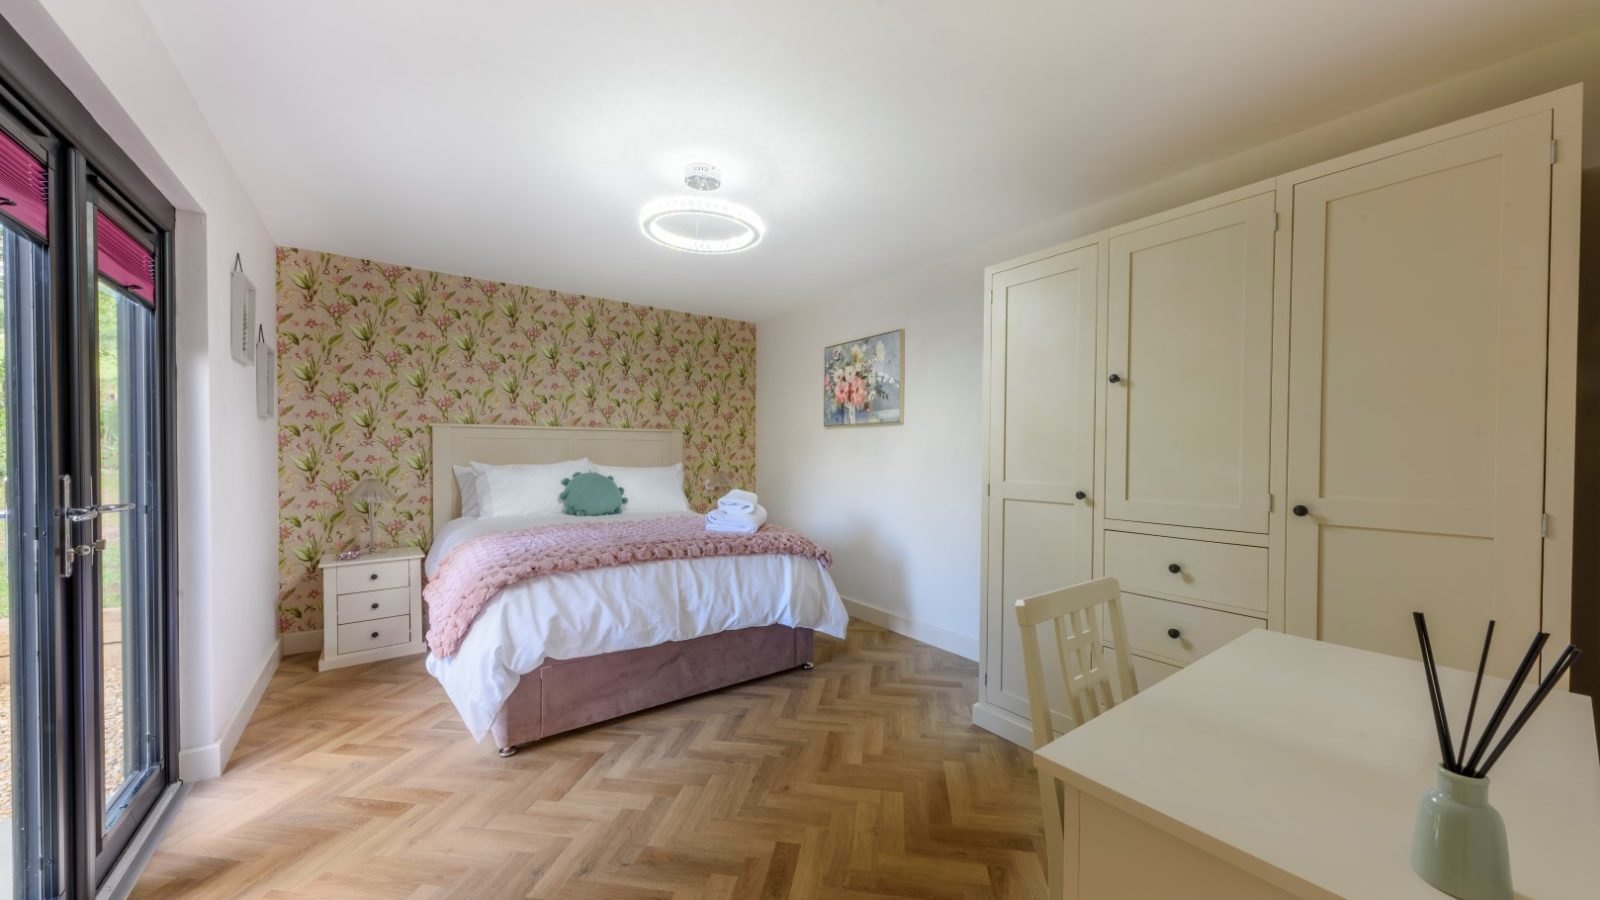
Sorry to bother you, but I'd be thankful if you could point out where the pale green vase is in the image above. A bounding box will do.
[1410,765,1512,900]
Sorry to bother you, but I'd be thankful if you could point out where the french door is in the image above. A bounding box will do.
[1,87,177,898]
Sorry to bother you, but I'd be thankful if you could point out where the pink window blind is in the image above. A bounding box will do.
[0,127,48,238]
[96,209,155,307]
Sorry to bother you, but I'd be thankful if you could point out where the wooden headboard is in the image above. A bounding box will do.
[431,424,685,535]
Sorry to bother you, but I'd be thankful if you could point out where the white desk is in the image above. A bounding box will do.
[1033,630,1600,899]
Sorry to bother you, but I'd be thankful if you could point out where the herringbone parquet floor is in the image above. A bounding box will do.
[131,620,1048,899]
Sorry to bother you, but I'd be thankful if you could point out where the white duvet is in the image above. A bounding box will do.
[424,511,849,740]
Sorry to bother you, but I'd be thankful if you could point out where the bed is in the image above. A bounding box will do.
[423,424,848,756]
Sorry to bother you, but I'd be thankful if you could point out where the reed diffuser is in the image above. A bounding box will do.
[1408,613,1583,900]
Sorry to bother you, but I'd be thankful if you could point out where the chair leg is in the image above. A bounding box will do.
[1037,771,1064,895]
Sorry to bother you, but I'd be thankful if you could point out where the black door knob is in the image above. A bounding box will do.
[1107,373,1122,384]
[1167,563,1181,574]
[1074,490,1087,500]
[1292,504,1310,517]
[1167,628,1182,640]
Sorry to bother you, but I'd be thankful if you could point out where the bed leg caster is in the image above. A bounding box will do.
[801,661,814,670]
[497,745,519,758]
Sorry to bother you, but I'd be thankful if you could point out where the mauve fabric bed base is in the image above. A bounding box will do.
[489,624,815,752]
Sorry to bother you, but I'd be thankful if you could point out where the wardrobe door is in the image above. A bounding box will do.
[1104,192,1275,533]
[985,244,1097,720]
[1285,112,1551,675]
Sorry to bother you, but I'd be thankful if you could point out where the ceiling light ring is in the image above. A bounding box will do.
[639,196,765,255]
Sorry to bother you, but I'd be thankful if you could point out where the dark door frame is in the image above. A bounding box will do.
[0,11,180,898]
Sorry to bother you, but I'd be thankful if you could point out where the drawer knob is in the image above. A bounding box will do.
[1107,373,1122,384]
[1167,563,1181,574]
[1074,490,1087,501]
[1292,504,1310,517]
[371,631,380,639]
[369,573,380,581]
[1167,627,1182,640]
[371,602,380,610]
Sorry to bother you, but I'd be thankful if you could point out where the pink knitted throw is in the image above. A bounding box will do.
[424,516,833,658]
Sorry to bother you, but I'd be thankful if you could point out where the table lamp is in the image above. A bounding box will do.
[351,478,395,554]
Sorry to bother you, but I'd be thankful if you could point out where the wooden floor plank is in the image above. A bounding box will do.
[132,621,1047,899]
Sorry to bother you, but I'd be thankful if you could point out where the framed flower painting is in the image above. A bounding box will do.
[823,329,903,426]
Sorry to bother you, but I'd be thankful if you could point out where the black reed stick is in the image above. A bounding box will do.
[1462,631,1549,776]
[1455,620,1495,772]
[1412,612,1456,770]
[1475,645,1583,777]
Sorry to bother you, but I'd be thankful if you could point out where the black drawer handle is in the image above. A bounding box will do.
[370,631,380,639]
[1167,563,1181,574]
[369,572,379,581]
[370,602,380,610]
[1292,504,1310,517]
[1167,628,1182,640]
[1107,373,1122,384]
[1074,490,1087,500]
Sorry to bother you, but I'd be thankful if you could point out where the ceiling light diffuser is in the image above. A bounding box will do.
[639,196,764,254]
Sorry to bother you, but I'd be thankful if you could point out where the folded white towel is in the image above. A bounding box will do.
[717,489,759,515]
[705,504,767,535]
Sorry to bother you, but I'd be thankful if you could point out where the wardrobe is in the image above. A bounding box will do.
[976,85,1582,744]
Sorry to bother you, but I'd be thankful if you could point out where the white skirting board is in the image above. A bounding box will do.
[840,596,978,661]
[177,638,278,781]
[280,628,323,656]
[971,700,1035,748]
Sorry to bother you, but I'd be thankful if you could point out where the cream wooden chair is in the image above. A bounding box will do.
[1016,576,1139,894]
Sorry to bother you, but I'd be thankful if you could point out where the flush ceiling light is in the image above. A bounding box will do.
[639,163,764,254]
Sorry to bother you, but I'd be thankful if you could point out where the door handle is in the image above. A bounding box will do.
[58,475,130,576]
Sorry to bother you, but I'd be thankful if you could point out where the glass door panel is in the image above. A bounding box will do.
[2,205,57,900]
[82,199,164,880]
[95,280,156,823]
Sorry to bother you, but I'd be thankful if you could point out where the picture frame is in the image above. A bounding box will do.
[230,255,256,365]
[255,325,275,419]
[823,329,904,427]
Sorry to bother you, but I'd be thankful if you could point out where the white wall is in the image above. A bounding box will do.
[758,27,1600,656]
[7,1,280,779]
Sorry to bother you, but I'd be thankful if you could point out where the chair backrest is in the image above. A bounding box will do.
[1014,576,1139,748]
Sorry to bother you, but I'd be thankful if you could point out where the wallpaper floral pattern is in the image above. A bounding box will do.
[275,248,757,634]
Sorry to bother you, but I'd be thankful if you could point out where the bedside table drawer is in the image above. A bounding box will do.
[337,615,411,654]
[335,586,410,625]
[336,560,410,594]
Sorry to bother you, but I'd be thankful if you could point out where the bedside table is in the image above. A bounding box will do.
[318,546,426,671]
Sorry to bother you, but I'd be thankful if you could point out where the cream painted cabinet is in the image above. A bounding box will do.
[976,86,1580,749]
[1104,190,1276,534]
[981,242,1098,724]
[1283,112,1555,675]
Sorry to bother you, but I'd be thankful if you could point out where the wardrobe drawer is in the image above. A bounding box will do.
[1115,593,1264,666]
[336,615,411,654]
[336,559,410,594]
[1103,530,1267,613]
[1131,653,1182,690]
[335,586,410,625]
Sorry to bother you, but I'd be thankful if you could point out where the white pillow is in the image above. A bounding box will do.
[472,458,595,517]
[595,463,691,513]
[452,465,484,518]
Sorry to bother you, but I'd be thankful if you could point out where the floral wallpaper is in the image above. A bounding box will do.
[275,248,757,634]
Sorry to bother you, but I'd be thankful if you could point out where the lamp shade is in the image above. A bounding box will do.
[351,478,394,505]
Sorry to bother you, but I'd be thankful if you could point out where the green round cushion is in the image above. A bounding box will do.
[559,472,628,516]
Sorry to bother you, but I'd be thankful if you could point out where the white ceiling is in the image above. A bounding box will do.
[139,0,1600,321]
